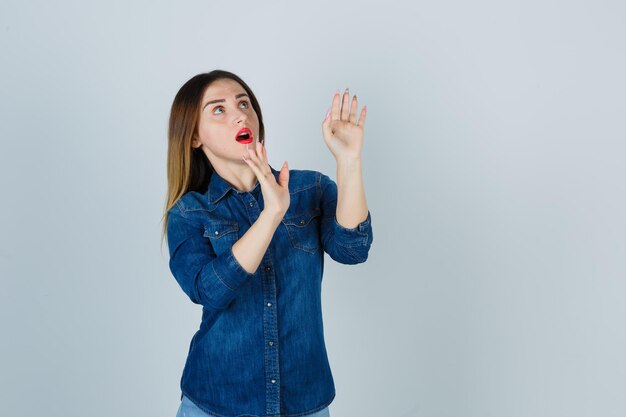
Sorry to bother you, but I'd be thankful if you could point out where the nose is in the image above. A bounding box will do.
[234,108,248,124]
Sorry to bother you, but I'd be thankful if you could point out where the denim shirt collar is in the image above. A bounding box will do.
[208,164,279,205]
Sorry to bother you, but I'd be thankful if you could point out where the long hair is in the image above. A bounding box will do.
[161,70,265,250]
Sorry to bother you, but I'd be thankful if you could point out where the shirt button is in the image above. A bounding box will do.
[269,341,274,346]
[265,266,272,272]
[267,302,272,307]
[271,379,276,384]
[249,202,254,207]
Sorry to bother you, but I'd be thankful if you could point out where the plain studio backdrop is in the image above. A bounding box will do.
[1,1,625,416]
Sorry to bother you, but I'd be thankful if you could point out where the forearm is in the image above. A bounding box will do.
[232,209,283,274]
[336,157,369,228]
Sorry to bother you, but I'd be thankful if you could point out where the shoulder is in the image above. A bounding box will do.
[286,168,329,193]
[168,190,210,218]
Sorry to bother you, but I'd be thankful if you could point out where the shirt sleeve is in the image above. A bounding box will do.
[319,172,374,264]
[166,203,255,310]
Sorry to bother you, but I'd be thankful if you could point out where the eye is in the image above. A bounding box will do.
[212,100,250,115]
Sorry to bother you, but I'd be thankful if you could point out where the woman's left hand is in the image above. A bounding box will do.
[321,88,367,162]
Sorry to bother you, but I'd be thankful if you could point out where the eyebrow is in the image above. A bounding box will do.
[203,93,250,111]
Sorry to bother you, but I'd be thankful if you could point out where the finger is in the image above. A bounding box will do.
[322,105,333,137]
[260,143,274,179]
[261,140,268,163]
[278,160,289,188]
[249,141,273,180]
[243,148,272,185]
[357,105,367,128]
[341,88,350,121]
[349,95,358,124]
[258,141,273,176]
[242,152,264,179]
[331,90,340,121]
[256,140,265,164]
[246,144,261,165]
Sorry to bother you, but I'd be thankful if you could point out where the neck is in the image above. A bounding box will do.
[212,160,258,192]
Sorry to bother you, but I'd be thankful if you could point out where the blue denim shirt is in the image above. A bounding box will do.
[166,165,373,417]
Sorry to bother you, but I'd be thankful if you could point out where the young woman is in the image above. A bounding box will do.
[162,70,373,417]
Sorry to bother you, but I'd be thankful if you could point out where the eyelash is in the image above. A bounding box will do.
[213,100,250,115]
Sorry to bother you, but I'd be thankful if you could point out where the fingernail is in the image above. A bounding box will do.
[324,107,331,119]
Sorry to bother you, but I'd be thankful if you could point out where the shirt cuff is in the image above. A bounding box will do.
[208,246,256,292]
[334,210,373,248]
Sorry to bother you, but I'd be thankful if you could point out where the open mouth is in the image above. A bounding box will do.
[235,128,254,144]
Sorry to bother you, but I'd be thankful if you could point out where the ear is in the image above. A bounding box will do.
[191,135,201,149]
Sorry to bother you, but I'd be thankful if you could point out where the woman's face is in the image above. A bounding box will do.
[192,78,260,166]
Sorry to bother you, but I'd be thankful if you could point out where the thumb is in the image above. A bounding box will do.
[321,108,333,139]
[278,161,290,188]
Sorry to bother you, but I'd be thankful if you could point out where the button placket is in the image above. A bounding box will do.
[260,253,280,414]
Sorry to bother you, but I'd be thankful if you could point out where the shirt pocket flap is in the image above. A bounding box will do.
[203,221,239,239]
[282,208,321,227]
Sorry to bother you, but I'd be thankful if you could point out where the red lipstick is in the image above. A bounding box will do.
[235,128,254,144]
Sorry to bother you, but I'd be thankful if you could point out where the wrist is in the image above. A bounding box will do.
[336,157,362,178]
[337,156,362,168]
[260,208,285,225]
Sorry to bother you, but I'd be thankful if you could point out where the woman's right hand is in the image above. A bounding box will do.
[242,140,290,218]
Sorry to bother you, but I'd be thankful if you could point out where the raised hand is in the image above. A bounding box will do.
[242,140,290,217]
[321,88,367,162]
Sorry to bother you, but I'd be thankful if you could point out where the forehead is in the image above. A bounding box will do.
[203,78,246,100]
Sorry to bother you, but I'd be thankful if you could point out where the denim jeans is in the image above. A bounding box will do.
[176,395,331,417]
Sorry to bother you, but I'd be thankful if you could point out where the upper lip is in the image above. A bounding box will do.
[235,127,253,140]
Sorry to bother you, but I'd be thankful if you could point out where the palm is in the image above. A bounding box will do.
[242,141,290,216]
[321,89,367,161]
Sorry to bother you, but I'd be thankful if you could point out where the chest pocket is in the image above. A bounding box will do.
[203,221,239,256]
[282,208,321,253]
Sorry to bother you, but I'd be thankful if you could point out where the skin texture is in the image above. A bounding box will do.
[322,88,369,230]
[191,78,288,203]
[192,81,369,274]
[191,78,289,274]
